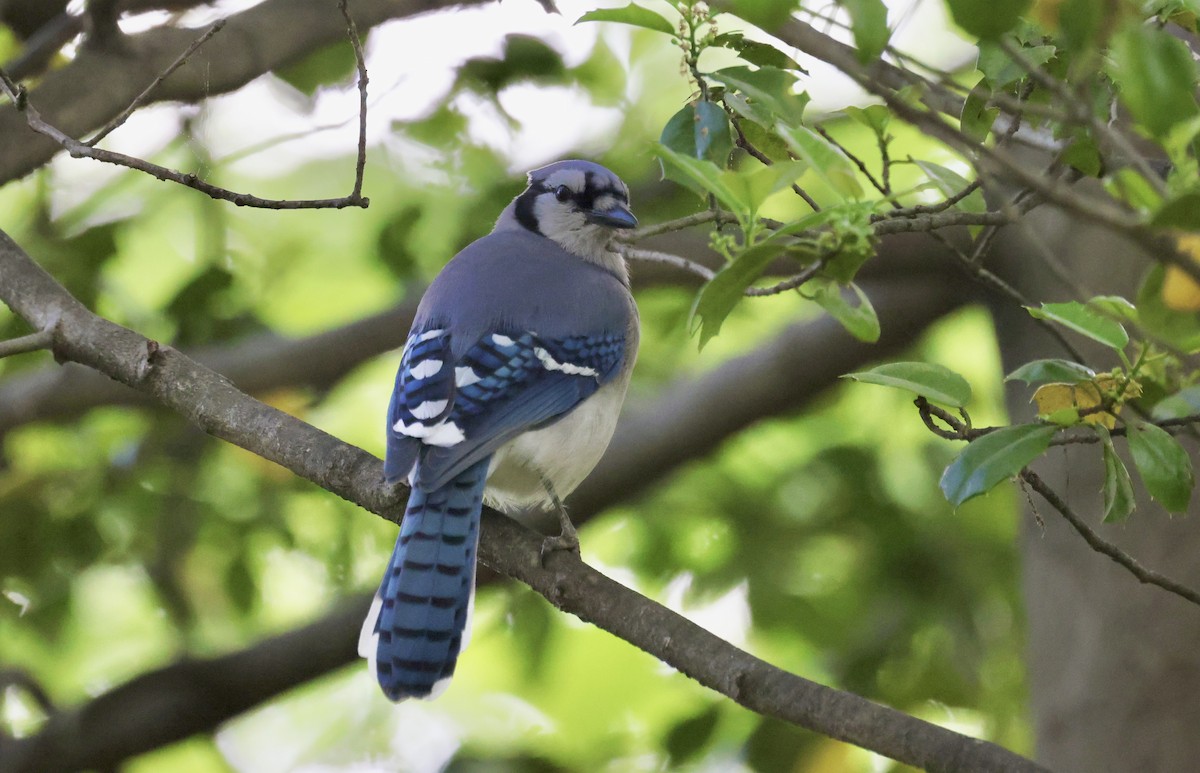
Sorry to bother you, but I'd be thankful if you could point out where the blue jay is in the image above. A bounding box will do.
[358,160,640,701]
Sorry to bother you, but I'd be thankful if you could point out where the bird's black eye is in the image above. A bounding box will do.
[554,185,572,203]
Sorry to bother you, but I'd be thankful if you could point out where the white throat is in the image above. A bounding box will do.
[531,196,629,284]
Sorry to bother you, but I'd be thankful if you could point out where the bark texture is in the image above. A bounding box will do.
[992,188,1200,772]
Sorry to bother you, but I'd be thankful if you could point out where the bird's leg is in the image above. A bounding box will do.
[539,480,580,562]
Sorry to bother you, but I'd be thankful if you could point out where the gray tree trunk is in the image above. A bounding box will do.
[992,203,1200,771]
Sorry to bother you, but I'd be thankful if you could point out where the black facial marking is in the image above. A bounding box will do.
[514,187,542,235]
[520,169,628,232]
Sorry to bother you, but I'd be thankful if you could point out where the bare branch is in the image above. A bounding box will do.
[622,246,716,280]
[85,20,227,147]
[0,328,54,359]
[1021,468,1200,607]
[0,42,369,210]
[618,210,736,242]
[339,0,369,201]
[874,182,982,222]
[742,255,827,296]
[0,0,489,186]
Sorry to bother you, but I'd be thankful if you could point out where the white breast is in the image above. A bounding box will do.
[483,376,631,511]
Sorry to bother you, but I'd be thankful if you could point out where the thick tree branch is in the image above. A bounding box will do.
[0,294,422,435]
[0,230,1041,772]
[0,247,970,769]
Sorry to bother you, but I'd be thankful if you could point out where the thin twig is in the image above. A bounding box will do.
[0,329,54,359]
[1021,468,1200,608]
[997,37,1167,198]
[618,210,737,242]
[814,124,887,196]
[730,113,821,211]
[86,20,227,147]
[621,247,715,280]
[339,0,369,200]
[742,257,828,297]
[872,180,981,221]
[872,209,1011,234]
[0,24,369,211]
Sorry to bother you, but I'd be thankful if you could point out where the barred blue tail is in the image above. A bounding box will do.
[359,457,489,700]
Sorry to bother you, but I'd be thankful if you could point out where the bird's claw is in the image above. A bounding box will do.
[539,522,580,565]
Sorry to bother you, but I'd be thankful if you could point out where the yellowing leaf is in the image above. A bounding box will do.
[1032,375,1142,428]
[1163,232,1200,311]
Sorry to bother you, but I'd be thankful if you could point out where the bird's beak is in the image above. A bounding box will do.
[586,203,638,229]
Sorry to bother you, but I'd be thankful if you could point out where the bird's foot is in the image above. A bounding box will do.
[539,502,580,565]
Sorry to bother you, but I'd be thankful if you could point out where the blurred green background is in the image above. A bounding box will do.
[0,1,1026,770]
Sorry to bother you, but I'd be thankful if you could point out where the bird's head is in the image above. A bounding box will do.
[506,159,637,264]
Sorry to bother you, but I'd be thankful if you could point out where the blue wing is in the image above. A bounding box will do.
[384,328,626,489]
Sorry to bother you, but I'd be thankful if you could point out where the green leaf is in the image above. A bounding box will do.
[402,106,467,147]
[1109,22,1200,139]
[709,67,808,125]
[844,104,890,136]
[842,0,890,62]
[1099,427,1136,522]
[1127,422,1194,512]
[960,79,999,143]
[733,114,792,161]
[808,279,879,342]
[570,38,627,106]
[274,42,358,96]
[724,0,800,29]
[1026,300,1129,350]
[1136,264,1200,353]
[843,361,972,407]
[976,41,1053,89]
[691,210,835,346]
[914,161,985,213]
[576,3,676,35]
[1059,0,1109,51]
[939,425,1057,507]
[820,204,876,283]
[656,144,748,220]
[1151,189,1200,229]
[456,35,565,91]
[777,124,864,199]
[720,162,809,215]
[1005,359,1096,384]
[1152,385,1200,420]
[1062,132,1103,177]
[945,0,1032,40]
[1088,295,1138,321]
[661,101,734,164]
[666,705,722,765]
[712,33,804,71]
[1104,167,1164,212]
[1043,406,1082,426]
